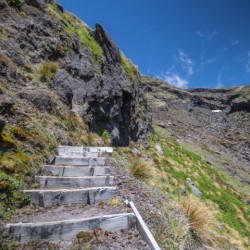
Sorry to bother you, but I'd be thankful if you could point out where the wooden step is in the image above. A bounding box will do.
[35,176,114,189]
[53,156,106,166]
[4,213,136,242]
[25,186,117,207]
[42,165,110,177]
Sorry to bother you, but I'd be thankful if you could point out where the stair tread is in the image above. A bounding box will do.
[24,186,117,192]
[9,202,129,224]
[35,175,113,178]
[43,165,110,168]
[7,213,133,225]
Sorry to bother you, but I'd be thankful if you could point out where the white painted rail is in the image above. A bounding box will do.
[126,200,161,250]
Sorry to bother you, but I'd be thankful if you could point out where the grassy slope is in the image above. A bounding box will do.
[114,124,250,249]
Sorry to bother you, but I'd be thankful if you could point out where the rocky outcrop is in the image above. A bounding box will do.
[0,0,151,147]
[0,117,5,134]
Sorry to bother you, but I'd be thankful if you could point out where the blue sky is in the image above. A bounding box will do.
[59,0,250,89]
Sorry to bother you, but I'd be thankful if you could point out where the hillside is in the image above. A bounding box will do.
[0,0,250,249]
[0,0,151,221]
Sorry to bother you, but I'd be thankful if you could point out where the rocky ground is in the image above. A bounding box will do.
[141,76,250,194]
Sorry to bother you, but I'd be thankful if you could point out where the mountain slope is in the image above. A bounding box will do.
[0,0,151,220]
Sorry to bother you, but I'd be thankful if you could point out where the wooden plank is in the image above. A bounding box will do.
[36,176,114,189]
[128,201,161,250]
[42,165,110,176]
[25,187,117,207]
[5,213,136,242]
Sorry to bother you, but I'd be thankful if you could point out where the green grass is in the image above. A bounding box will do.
[160,141,250,239]
[120,52,139,79]
[48,5,103,61]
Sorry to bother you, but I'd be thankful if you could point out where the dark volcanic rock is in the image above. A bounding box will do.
[0,1,151,147]
[0,117,5,134]
[17,88,56,112]
[26,0,46,10]
[94,23,121,65]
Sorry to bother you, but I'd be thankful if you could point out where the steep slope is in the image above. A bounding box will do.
[0,0,151,220]
[142,76,250,191]
[140,75,250,248]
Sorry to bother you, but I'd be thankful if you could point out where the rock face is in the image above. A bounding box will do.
[0,117,5,134]
[0,0,151,147]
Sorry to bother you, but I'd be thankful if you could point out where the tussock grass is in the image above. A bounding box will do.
[180,195,216,245]
[130,156,150,180]
[39,61,59,81]
[108,197,123,207]
[87,132,101,146]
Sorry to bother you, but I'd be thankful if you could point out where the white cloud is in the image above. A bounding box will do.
[178,50,194,76]
[197,30,218,40]
[232,40,239,46]
[216,72,224,88]
[160,73,189,88]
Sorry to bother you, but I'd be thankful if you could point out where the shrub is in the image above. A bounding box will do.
[39,61,59,81]
[101,130,111,145]
[7,0,24,7]
[130,156,150,180]
[180,195,216,245]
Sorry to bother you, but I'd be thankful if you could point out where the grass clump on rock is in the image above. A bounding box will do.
[39,61,59,81]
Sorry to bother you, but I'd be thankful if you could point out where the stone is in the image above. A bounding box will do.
[132,148,141,155]
[26,0,46,10]
[0,0,6,9]
[17,88,56,112]
[186,178,203,197]
[0,117,5,134]
[0,96,15,115]
[154,142,163,155]
[94,24,121,64]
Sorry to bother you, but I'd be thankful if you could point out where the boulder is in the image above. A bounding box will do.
[17,88,56,112]
[26,0,46,10]
[0,117,5,134]
[186,178,203,197]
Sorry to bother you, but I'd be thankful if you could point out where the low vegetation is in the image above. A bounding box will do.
[120,52,139,79]
[130,156,150,180]
[48,5,103,61]
[39,61,59,82]
[113,125,250,249]
[180,195,216,246]
[0,87,90,220]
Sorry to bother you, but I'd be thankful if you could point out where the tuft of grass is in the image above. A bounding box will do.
[101,130,111,145]
[130,156,150,180]
[108,197,123,207]
[120,52,139,79]
[88,132,100,146]
[39,61,59,82]
[180,195,216,245]
[48,5,103,61]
